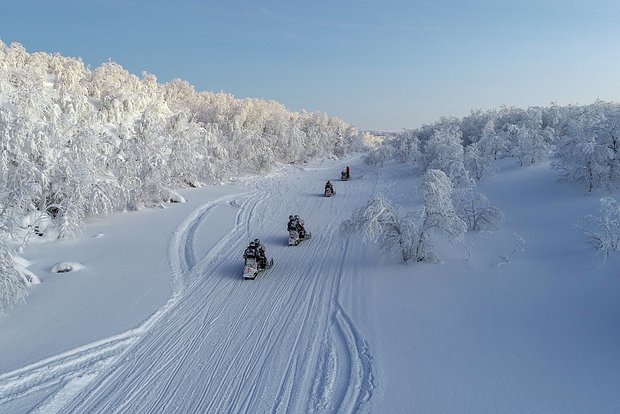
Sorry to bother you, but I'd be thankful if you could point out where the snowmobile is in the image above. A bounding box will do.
[324,187,335,197]
[288,228,312,246]
[243,256,273,280]
[341,171,349,181]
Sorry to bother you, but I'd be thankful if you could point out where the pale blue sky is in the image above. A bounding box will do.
[1,0,619,130]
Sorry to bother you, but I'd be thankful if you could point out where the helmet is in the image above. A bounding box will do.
[294,215,299,219]
[254,238,260,245]
[249,241,256,248]
[289,215,294,220]
[327,180,331,184]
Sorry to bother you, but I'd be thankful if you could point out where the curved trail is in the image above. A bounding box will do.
[0,160,376,413]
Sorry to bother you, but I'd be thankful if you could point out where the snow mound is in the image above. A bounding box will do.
[13,255,41,285]
[51,262,85,274]
[165,189,186,203]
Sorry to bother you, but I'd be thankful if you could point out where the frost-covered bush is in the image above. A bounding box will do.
[464,141,495,181]
[420,169,467,239]
[453,189,504,231]
[340,194,424,262]
[364,142,397,167]
[497,233,526,266]
[422,126,472,187]
[578,197,620,260]
[0,234,27,315]
[341,170,466,263]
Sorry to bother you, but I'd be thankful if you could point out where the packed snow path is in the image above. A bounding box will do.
[0,160,376,413]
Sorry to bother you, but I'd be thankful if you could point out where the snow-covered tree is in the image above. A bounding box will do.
[507,124,551,167]
[340,194,423,262]
[464,141,495,181]
[420,169,467,239]
[396,129,421,165]
[586,102,620,184]
[365,142,397,167]
[551,102,620,191]
[453,189,504,231]
[578,197,620,260]
[422,126,472,187]
[341,170,467,263]
[460,109,494,146]
[476,118,505,161]
[553,133,613,192]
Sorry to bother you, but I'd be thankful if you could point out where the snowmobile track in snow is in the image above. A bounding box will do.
[0,162,376,413]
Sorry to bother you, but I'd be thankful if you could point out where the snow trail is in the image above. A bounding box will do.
[1,161,376,413]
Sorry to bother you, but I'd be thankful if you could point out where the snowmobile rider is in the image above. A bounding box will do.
[325,180,333,192]
[243,241,257,260]
[287,215,297,232]
[254,238,267,268]
[346,165,350,179]
[287,215,306,239]
[294,215,306,238]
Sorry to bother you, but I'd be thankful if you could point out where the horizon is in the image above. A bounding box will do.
[2,0,619,130]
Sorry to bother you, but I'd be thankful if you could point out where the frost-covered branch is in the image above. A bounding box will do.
[497,233,526,266]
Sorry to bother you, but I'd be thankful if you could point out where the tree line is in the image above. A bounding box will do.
[0,41,370,313]
[346,101,620,263]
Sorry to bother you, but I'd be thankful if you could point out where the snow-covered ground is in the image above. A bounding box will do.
[1,155,619,413]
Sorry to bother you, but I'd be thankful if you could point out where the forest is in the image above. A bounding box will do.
[359,100,620,264]
[0,41,369,311]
